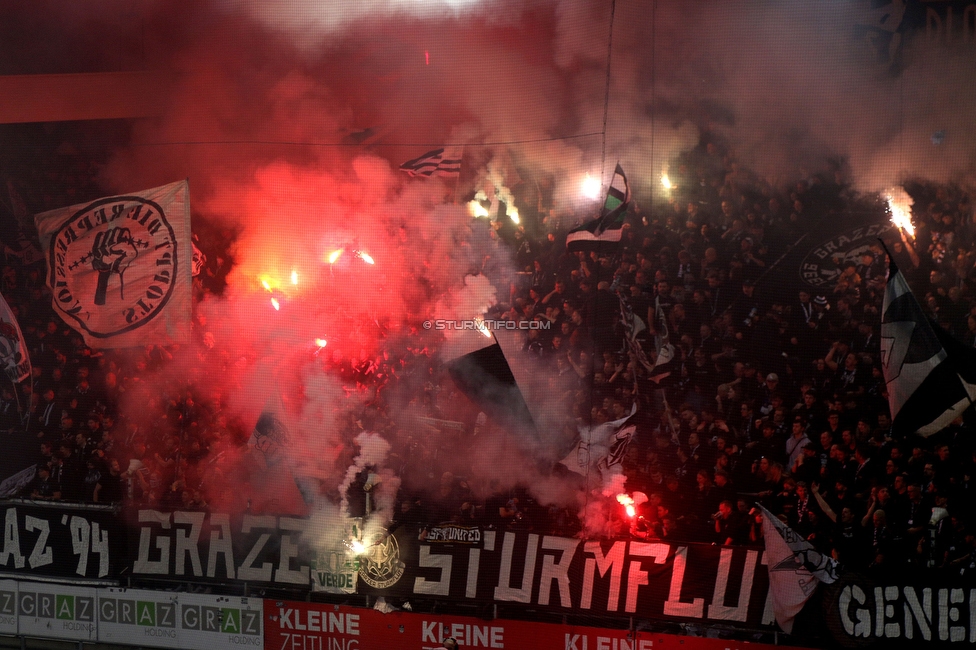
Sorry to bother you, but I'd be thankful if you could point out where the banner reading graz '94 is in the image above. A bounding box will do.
[354,527,774,626]
[0,502,124,582]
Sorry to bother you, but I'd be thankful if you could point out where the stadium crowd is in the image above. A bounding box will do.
[2,130,976,581]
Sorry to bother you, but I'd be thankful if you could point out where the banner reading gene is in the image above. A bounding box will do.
[35,181,192,349]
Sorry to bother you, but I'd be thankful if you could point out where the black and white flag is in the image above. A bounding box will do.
[559,403,637,477]
[399,147,463,178]
[34,180,192,349]
[881,249,976,436]
[759,504,839,633]
[0,292,30,382]
[566,164,630,252]
[447,342,536,434]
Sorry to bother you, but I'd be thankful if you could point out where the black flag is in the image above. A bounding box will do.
[881,250,976,437]
[447,343,536,433]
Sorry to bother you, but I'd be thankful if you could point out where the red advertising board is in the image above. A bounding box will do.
[264,599,798,650]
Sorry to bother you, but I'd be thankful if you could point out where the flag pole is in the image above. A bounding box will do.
[452,145,465,205]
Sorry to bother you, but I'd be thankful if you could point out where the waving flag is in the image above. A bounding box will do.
[759,504,838,633]
[447,342,536,435]
[881,248,976,436]
[559,403,637,477]
[0,292,30,382]
[566,164,630,252]
[34,181,192,349]
[399,147,463,178]
[619,296,653,375]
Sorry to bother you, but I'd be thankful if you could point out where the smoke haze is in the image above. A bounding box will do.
[5,0,976,535]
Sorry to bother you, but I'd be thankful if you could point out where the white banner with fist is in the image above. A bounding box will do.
[35,180,192,349]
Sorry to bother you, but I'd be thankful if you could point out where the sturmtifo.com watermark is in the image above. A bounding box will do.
[422,319,551,331]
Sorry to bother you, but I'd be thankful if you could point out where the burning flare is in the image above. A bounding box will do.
[474,316,492,338]
[886,187,915,238]
[356,250,375,265]
[661,168,673,191]
[270,297,280,311]
[467,200,490,218]
[616,493,636,518]
[314,338,328,348]
[291,270,298,285]
[581,174,601,200]
[328,249,343,264]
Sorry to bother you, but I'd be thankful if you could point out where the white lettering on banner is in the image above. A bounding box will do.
[538,537,580,608]
[707,548,758,622]
[277,518,310,584]
[493,533,538,603]
[464,530,494,599]
[208,513,236,579]
[422,620,504,648]
[563,638,651,650]
[625,542,669,613]
[174,511,205,575]
[415,546,452,595]
[0,591,14,615]
[238,515,275,582]
[0,509,24,568]
[277,609,359,635]
[663,546,703,618]
[133,510,311,582]
[581,541,626,611]
[0,509,111,579]
[68,515,110,577]
[135,510,171,574]
[24,516,53,569]
[17,589,95,623]
[837,585,976,643]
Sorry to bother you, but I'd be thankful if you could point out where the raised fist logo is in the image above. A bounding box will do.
[92,227,138,305]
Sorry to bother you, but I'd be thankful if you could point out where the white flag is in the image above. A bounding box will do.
[559,403,637,476]
[34,181,192,348]
[759,504,838,633]
[0,465,36,498]
[0,292,30,382]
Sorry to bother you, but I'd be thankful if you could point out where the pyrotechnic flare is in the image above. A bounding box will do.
[886,187,915,238]
[661,168,673,191]
[291,270,298,284]
[615,491,646,521]
[356,250,375,265]
[314,338,328,348]
[474,316,491,338]
[467,200,490,218]
[616,493,636,518]
[328,249,343,264]
[581,174,601,200]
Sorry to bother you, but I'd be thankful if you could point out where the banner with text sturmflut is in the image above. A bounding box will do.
[354,527,774,627]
